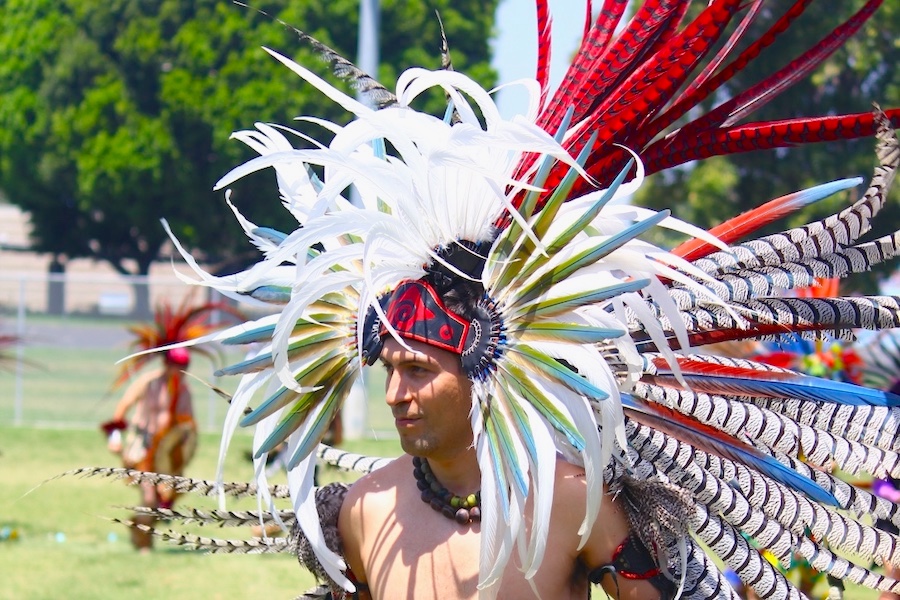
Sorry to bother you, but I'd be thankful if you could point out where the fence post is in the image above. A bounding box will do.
[14,275,26,426]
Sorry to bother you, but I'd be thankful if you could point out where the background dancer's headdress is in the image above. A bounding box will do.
[134,3,900,599]
[113,296,242,387]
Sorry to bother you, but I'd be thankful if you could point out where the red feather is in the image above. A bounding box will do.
[677,321,852,350]
[534,0,552,108]
[663,0,883,147]
[669,0,768,107]
[671,187,836,262]
[535,0,629,141]
[643,110,900,174]
[539,0,742,202]
[652,0,815,137]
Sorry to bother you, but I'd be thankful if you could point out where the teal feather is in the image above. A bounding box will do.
[252,227,288,245]
[506,159,635,290]
[498,364,585,451]
[220,316,344,346]
[512,210,670,306]
[500,386,538,466]
[216,330,343,376]
[248,285,292,304]
[286,370,358,469]
[493,126,593,292]
[545,159,634,255]
[483,406,512,517]
[240,349,346,427]
[513,322,626,344]
[488,402,529,499]
[509,345,610,401]
[256,400,316,457]
[516,106,575,221]
[510,278,650,319]
[526,132,598,246]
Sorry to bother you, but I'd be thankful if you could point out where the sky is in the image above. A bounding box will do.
[491,0,589,119]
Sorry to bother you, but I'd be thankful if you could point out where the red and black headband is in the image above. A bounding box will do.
[361,279,504,380]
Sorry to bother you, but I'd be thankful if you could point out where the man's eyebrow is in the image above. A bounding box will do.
[381,353,433,367]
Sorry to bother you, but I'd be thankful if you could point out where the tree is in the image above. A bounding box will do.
[0,0,498,315]
[634,1,900,292]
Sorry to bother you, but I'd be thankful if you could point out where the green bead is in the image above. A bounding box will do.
[450,496,462,508]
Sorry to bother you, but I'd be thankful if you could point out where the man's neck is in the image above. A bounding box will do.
[419,449,481,496]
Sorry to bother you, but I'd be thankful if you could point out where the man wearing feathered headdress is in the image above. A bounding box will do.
[81,2,900,599]
[101,299,236,551]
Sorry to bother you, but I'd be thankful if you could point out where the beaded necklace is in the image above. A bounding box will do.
[413,456,481,525]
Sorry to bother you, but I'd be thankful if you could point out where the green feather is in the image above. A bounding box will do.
[499,159,634,294]
[483,405,512,517]
[545,159,634,255]
[248,285,292,304]
[221,314,347,345]
[286,369,358,469]
[488,402,529,498]
[508,345,609,401]
[217,330,344,376]
[524,131,598,249]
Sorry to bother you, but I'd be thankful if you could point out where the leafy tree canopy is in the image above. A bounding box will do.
[634,0,900,292]
[0,0,498,278]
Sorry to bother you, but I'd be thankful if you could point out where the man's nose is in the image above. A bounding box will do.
[384,373,410,406]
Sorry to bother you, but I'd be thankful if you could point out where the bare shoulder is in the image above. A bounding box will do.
[338,455,410,578]
[346,455,408,491]
[341,455,410,513]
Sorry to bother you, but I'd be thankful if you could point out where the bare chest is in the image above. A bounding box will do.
[358,497,586,600]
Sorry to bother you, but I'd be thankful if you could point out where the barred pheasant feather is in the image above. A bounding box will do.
[94,2,900,600]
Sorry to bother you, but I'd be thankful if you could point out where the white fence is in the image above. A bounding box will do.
[0,271,386,438]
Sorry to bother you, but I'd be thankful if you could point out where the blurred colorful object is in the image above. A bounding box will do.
[754,278,863,383]
[114,295,243,386]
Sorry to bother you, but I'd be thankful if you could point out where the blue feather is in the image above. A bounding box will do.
[622,394,839,506]
[248,285,292,304]
[652,358,900,407]
[252,227,288,245]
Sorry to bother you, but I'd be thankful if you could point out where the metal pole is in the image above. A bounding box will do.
[343,0,381,440]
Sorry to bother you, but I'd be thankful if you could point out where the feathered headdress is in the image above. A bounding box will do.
[147,3,900,599]
[114,295,243,387]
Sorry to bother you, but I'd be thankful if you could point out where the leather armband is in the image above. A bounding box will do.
[101,419,128,435]
[588,535,675,599]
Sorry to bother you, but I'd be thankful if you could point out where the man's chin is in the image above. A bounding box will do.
[398,436,429,456]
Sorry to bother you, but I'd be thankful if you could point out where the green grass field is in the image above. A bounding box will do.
[0,425,402,600]
[0,424,885,600]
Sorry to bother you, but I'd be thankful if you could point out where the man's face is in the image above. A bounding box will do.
[380,337,474,460]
